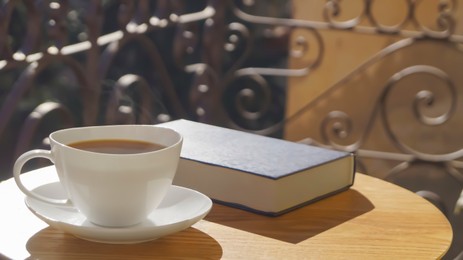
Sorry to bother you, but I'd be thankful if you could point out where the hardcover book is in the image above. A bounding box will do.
[159,119,356,216]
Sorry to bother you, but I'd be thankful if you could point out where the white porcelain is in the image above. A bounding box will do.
[14,125,183,227]
[25,180,212,244]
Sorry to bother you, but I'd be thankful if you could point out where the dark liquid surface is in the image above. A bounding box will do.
[68,139,166,154]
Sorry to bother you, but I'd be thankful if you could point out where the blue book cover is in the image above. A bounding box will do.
[159,119,355,216]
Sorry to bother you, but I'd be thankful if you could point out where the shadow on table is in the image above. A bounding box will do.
[26,226,222,259]
[205,189,374,244]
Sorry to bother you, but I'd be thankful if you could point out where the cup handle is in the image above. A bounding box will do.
[14,149,72,206]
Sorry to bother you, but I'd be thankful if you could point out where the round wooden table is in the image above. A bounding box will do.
[0,166,452,259]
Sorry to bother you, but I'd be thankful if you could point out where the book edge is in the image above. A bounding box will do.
[174,154,356,215]
[212,184,353,217]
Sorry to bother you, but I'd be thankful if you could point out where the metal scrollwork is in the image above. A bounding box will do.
[105,74,169,125]
[320,110,358,151]
[289,28,324,74]
[223,22,252,79]
[380,65,461,161]
[227,73,271,123]
[367,0,411,34]
[413,89,449,126]
[414,0,456,39]
[323,0,364,29]
[15,101,74,158]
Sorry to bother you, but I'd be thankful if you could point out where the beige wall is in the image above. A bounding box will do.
[285,0,463,141]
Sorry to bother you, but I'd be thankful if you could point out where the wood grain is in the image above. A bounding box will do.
[0,170,452,259]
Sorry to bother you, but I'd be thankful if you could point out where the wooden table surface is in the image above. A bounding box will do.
[0,167,452,259]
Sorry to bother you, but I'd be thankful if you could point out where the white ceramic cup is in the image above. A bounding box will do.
[14,125,183,227]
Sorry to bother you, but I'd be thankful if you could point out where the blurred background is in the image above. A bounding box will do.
[0,0,462,258]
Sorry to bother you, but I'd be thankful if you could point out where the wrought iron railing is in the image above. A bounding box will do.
[0,0,290,176]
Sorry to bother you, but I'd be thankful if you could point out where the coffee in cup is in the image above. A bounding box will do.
[14,125,183,227]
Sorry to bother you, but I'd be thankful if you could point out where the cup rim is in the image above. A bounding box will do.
[49,125,183,156]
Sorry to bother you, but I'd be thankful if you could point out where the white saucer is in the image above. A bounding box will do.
[25,180,212,244]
